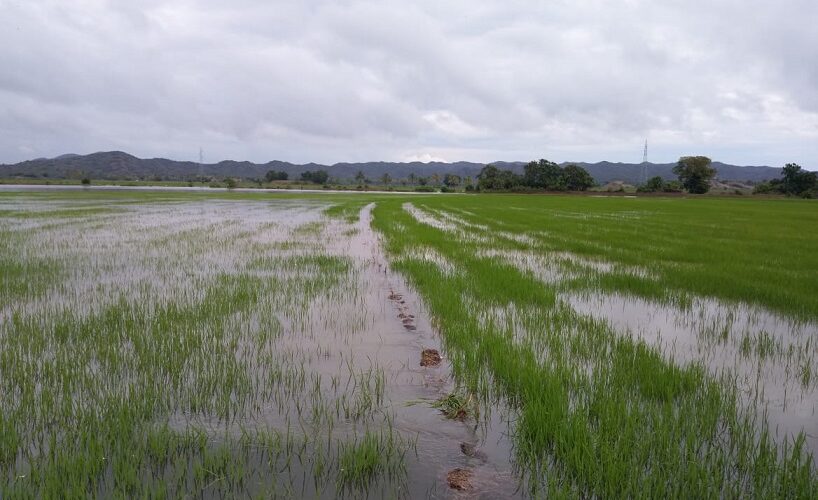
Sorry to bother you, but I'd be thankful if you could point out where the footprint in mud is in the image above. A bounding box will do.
[389,290,418,331]
[446,468,473,491]
[420,348,442,367]
[460,442,488,463]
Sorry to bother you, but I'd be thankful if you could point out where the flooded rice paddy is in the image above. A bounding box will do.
[402,201,818,458]
[0,194,519,498]
[390,199,818,496]
[2,189,817,497]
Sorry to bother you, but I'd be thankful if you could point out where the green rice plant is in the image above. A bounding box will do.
[336,429,407,492]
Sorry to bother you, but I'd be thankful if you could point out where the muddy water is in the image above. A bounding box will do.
[322,204,523,498]
[164,201,525,497]
[0,196,523,498]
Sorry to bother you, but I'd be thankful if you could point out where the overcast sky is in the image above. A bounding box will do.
[2,1,817,167]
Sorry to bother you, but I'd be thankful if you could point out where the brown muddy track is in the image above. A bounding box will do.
[388,289,418,331]
[349,204,523,497]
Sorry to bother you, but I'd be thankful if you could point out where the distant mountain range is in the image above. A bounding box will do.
[0,151,785,185]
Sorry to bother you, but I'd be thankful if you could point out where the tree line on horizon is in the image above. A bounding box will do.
[474,156,723,194]
[635,156,816,197]
[475,160,596,191]
[258,155,815,197]
[753,163,817,197]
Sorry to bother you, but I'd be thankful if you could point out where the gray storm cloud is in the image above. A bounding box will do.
[1,0,816,166]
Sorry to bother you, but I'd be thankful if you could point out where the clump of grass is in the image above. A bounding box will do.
[433,392,479,421]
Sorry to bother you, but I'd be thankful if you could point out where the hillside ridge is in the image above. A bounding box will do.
[0,151,785,184]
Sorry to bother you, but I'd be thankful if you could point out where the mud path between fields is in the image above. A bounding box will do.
[342,203,523,498]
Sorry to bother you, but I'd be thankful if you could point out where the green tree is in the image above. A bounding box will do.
[752,180,780,195]
[562,164,595,191]
[380,173,392,187]
[524,159,563,190]
[637,176,664,193]
[265,170,288,182]
[314,170,329,184]
[443,173,461,188]
[477,164,522,190]
[781,163,817,196]
[300,170,329,184]
[477,164,500,190]
[673,156,716,194]
[662,180,684,192]
[498,170,522,189]
[355,170,366,186]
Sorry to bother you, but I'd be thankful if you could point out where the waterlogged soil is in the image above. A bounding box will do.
[331,204,522,498]
[0,195,522,498]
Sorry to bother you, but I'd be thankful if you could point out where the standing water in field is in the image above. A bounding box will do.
[567,292,818,461]
[0,196,520,498]
[400,200,818,491]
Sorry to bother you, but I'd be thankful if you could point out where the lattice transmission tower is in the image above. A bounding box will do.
[198,147,204,182]
[640,139,648,184]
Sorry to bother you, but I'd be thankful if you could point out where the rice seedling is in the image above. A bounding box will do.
[336,430,409,492]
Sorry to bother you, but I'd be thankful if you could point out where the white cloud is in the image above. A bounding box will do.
[403,153,448,163]
[1,0,817,168]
